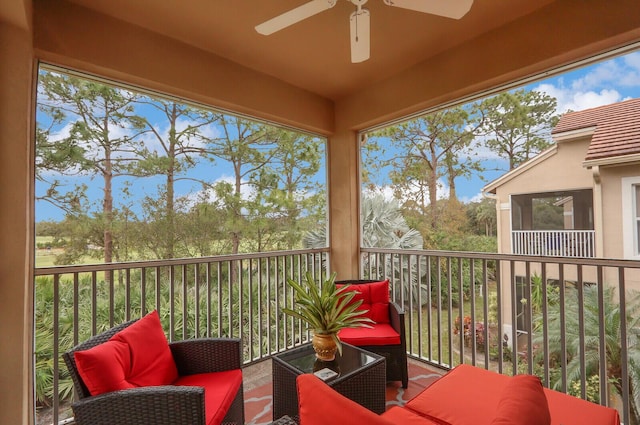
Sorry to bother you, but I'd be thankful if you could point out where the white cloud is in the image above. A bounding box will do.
[49,121,74,141]
[362,185,396,202]
[535,83,622,114]
[461,136,501,161]
[460,192,484,204]
[533,52,640,114]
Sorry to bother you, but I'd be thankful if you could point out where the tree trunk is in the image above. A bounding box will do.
[427,171,438,230]
[164,103,178,259]
[103,130,113,265]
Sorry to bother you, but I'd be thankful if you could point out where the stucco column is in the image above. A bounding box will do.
[0,21,34,425]
[327,128,360,279]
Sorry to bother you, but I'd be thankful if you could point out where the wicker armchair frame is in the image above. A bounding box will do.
[336,279,409,388]
[63,317,244,425]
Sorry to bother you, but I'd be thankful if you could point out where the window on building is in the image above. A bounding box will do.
[622,176,640,259]
[635,184,640,256]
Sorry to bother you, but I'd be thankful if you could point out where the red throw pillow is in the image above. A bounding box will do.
[297,374,393,425]
[490,375,551,425]
[337,280,390,323]
[74,340,135,396]
[367,280,391,323]
[111,310,179,387]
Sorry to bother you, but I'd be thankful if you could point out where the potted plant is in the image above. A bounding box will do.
[282,271,373,361]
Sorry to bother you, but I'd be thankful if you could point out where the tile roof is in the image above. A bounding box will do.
[552,98,640,163]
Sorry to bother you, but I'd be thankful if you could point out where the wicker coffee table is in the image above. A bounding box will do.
[272,342,386,419]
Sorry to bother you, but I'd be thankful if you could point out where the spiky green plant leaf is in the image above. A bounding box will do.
[283,271,374,353]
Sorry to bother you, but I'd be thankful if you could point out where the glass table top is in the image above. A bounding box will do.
[275,342,380,380]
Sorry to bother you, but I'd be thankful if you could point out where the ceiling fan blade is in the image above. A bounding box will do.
[256,0,338,35]
[383,0,473,19]
[350,8,370,63]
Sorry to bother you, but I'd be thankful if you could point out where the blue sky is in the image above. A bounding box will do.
[36,50,640,222]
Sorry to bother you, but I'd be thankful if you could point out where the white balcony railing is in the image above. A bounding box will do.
[512,230,595,258]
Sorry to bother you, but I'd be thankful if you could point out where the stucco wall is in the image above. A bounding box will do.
[32,0,335,137]
[493,138,594,256]
[0,21,34,425]
[600,164,640,259]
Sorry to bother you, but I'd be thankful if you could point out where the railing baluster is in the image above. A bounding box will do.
[52,274,60,425]
[91,270,97,336]
[125,268,131,321]
[73,273,79,346]
[618,266,630,425]
[140,266,147,316]
[470,258,476,366]
[194,263,200,337]
[509,260,518,375]
[558,263,567,392]
[496,259,503,375]
[247,258,254,361]
[206,262,212,337]
[482,260,489,368]
[524,261,533,374]
[108,269,114,328]
[596,265,607,405]
[426,255,432,362]
[216,262,222,338]
[577,264,586,398]
[541,263,549,387]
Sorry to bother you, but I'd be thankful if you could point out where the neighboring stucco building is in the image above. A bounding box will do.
[483,98,640,341]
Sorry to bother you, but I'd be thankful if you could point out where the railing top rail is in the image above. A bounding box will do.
[360,247,640,268]
[34,248,329,276]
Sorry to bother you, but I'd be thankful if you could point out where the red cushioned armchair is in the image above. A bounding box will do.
[63,311,244,425]
[336,279,409,388]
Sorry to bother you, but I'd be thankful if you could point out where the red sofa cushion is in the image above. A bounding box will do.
[110,310,179,387]
[382,406,443,424]
[74,339,135,395]
[406,364,620,425]
[491,375,550,425]
[297,374,393,425]
[543,387,620,425]
[337,280,390,323]
[405,364,509,425]
[74,310,179,396]
[338,323,401,345]
[174,369,242,425]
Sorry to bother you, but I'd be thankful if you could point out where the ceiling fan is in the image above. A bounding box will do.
[255,0,474,63]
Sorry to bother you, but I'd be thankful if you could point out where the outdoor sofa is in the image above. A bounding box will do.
[290,363,620,425]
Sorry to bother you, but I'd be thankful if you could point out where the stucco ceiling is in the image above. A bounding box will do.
[60,0,558,100]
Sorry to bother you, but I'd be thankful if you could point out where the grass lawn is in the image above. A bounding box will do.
[35,236,96,268]
[407,283,501,369]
